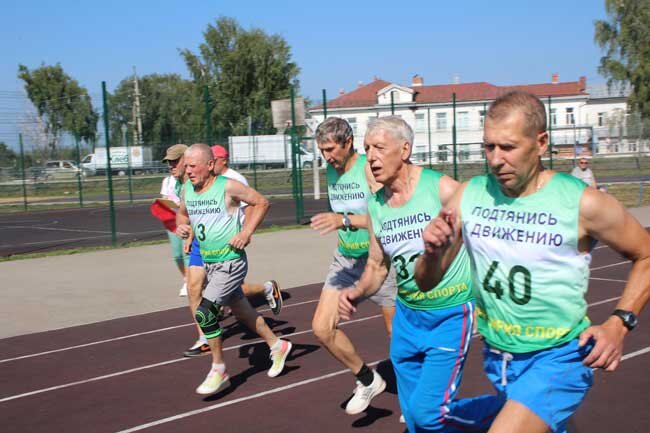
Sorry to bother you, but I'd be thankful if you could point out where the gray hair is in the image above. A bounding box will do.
[185,143,213,163]
[315,117,353,146]
[366,116,414,148]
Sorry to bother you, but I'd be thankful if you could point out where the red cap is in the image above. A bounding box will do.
[211,145,229,159]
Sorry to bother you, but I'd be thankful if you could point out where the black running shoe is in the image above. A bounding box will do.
[183,341,211,357]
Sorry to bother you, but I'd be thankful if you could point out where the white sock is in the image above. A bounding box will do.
[263,281,273,295]
[211,362,226,373]
[270,339,283,351]
[199,335,208,344]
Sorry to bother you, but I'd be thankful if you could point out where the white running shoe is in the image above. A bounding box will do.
[345,370,386,415]
[267,339,292,377]
[179,282,188,297]
[195,368,230,395]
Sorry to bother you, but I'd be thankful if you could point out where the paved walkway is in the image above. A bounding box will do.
[1,206,649,339]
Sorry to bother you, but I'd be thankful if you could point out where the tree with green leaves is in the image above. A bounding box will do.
[180,17,301,138]
[108,73,202,148]
[0,142,17,168]
[18,64,98,153]
[594,0,650,120]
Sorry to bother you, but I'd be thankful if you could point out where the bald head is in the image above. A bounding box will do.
[184,143,215,189]
[185,143,213,163]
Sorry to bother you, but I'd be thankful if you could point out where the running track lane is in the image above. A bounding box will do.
[0,247,649,433]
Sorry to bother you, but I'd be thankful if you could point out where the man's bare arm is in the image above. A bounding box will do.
[578,188,650,371]
[226,179,270,249]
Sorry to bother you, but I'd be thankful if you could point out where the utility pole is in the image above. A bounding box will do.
[133,67,143,145]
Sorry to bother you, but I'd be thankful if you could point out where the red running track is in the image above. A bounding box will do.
[0,244,648,433]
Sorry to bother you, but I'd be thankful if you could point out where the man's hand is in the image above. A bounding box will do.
[579,316,627,371]
[228,230,252,250]
[183,235,193,254]
[310,212,342,235]
[339,287,364,320]
[422,208,457,256]
[176,224,192,239]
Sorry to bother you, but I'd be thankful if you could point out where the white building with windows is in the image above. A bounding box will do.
[308,74,640,162]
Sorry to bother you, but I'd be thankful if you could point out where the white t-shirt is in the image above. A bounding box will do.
[160,175,181,206]
[570,167,596,187]
[221,167,249,222]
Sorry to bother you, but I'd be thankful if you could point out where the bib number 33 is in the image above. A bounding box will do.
[482,260,532,305]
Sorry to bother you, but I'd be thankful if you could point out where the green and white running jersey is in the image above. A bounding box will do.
[326,154,371,258]
[460,173,591,353]
[184,176,242,263]
[369,168,473,310]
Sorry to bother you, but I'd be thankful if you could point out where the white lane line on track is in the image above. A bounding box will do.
[0,299,321,364]
[0,314,382,403]
[116,344,650,433]
[114,359,384,433]
[621,346,650,361]
[0,292,625,403]
[589,277,627,283]
[590,260,631,271]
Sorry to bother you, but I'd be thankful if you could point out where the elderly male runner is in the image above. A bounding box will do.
[338,116,501,432]
[182,144,283,357]
[311,117,397,415]
[176,144,292,395]
[415,90,650,433]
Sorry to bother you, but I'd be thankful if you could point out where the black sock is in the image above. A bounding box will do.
[355,364,374,387]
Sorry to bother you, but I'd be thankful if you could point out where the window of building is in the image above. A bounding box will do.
[437,144,448,162]
[346,117,358,135]
[415,113,425,132]
[457,111,469,130]
[479,110,486,128]
[436,113,447,130]
[597,112,605,127]
[459,150,470,161]
[550,108,557,126]
[566,108,575,125]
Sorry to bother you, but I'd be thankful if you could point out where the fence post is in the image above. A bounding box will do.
[204,85,213,147]
[18,133,28,211]
[391,91,395,115]
[126,132,133,205]
[290,87,304,222]
[102,81,117,247]
[427,107,432,169]
[74,133,84,208]
[452,92,458,180]
[322,89,328,119]
[548,96,554,169]
[483,102,488,174]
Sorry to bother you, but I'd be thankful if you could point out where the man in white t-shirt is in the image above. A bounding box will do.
[160,144,189,296]
[181,144,284,357]
[570,158,597,188]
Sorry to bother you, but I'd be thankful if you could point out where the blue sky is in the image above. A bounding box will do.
[0,0,610,146]
[1,0,611,97]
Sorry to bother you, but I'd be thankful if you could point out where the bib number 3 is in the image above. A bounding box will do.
[482,260,532,305]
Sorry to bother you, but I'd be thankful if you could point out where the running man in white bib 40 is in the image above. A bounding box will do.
[416,91,650,433]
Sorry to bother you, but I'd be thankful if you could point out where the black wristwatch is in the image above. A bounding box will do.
[611,309,638,331]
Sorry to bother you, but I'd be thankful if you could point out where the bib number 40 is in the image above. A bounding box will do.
[482,261,532,305]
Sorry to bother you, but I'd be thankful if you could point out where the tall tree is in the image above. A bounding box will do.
[108,73,202,148]
[180,17,301,138]
[0,142,17,167]
[18,64,98,152]
[594,0,650,119]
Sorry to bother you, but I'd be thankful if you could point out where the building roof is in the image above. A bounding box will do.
[312,78,588,110]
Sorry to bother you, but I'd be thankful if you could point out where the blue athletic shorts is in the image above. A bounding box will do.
[483,338,594,433]
[189,238,203,267]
